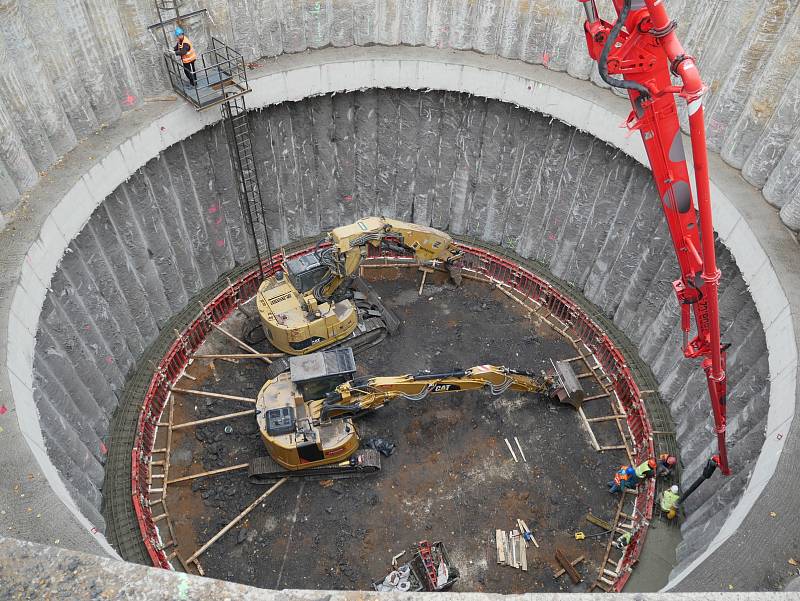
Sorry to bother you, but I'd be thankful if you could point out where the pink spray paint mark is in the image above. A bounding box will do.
[123,94,137,107]
[542,52,551,67]
[208,205,219,214]
[216,239,226,248]
[547,233,557,241]
[105,356,114,365]
[0,405,7,415]
[215,216,223,226]
[99,442,107,455]
[84,325,91,332]
[343,195,353,202]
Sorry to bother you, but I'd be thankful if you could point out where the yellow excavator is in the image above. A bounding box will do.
[247,348,585,481]
[255,217,462,359]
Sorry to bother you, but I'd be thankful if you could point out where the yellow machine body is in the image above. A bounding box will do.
[256,217,461,355]
[255,349,576,471]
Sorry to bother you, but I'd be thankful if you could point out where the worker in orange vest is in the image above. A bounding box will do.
[608,466,635,494]
[174,27,197,87]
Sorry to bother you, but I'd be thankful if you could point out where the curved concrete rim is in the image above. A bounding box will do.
[5,46,797,587]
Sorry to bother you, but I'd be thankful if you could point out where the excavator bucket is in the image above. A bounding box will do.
[549,360,586,410]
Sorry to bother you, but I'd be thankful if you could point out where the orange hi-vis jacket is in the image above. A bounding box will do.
[176,36,196,64]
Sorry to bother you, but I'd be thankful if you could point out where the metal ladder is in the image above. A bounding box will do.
[220,94,272,279]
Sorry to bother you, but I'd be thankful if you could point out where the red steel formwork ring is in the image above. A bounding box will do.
[131,242,656,587]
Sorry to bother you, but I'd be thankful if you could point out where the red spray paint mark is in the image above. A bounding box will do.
[84,325,91,332]
[547,233,556,241]
[542,52,551,67]
[99,442,107,455]
[208,205,219,214]
[215,216,223,226]
[216,239,226,248]
[0,405,7,415]
[343,195,353,202]
[123,94,137,107]
[105,356,114,365]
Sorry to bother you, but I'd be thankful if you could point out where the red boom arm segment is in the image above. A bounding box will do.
[578,0,730,474]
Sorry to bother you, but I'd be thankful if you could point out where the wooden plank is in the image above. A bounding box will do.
[170,387,257,404]
[186,478,287,563]
[171,409,256,430]
[555,548,582,584]
[209,322,272,364]
[587,414,626,423]
[577,407,601,451]
[519,537,527,572]
[553,555,585,578]
[167,462,249,484]
[586,513,613,531]
[496,530,505,564]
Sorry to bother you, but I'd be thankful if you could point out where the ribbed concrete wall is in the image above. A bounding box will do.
[30,90,768,576]
[0,1,799,230]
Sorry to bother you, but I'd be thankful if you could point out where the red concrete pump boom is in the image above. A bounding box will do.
[578,0,730,474]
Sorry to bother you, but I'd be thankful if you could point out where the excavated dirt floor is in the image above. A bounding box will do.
[161,267,628,592]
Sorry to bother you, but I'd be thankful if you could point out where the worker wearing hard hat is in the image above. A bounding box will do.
[174,27,197,87]
[634,457,657,482]
[608,465,636,494]
[657,453,678,479]
[659,485,680,520]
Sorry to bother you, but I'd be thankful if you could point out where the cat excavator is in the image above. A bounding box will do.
[247,348,584,481]
[255,217,462,362]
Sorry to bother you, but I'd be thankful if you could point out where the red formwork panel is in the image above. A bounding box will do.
[132,243,655,585]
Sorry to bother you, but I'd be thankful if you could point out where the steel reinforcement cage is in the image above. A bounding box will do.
[131,242,656,590]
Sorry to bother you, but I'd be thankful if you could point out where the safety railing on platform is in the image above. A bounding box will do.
[132,242,655,587]
[163,36,250,110]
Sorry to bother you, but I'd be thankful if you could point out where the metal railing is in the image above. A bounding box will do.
[164,37,250,110]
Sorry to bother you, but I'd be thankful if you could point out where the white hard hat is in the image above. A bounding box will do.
[670,485,679,493]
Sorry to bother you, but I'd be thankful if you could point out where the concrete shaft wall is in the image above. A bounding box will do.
[31,89,769,578]
[0,1,799,230]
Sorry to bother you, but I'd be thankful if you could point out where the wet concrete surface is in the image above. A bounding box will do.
[163,268,627,592]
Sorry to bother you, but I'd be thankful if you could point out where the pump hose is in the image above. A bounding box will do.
[598,0,651,110]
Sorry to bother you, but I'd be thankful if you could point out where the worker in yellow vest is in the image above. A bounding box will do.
[174,27,197,87]
[633,457,657,483]
[659,484,680,519]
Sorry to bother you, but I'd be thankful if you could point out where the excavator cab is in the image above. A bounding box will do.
[289,348,357,401]
[285,253,329,295]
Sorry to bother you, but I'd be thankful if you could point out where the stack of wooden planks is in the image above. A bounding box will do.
[495,529,527,571]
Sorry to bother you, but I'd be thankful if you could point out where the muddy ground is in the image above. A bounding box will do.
[162,268,627,592]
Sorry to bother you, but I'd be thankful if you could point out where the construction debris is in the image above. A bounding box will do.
[585,513,613,532]
[375,541,458,592]
[504,438,519,462]
[553,554,586,579]
[495,528,527,571]
[554,547,583,584]
[514,436,527,462]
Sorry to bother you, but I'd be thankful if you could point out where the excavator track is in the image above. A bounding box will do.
[262,314,388,380]
[247,448,381,483]
[261,278,397,380]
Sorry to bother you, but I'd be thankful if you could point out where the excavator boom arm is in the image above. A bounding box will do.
[314,217,462,301]
[310,365,554,421]
[579,0,729,473]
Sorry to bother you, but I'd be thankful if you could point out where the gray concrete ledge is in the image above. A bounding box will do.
[1,46,798,589]
[0,536,796,601]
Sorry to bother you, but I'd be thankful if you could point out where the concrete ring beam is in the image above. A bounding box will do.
[1,47,796,592]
